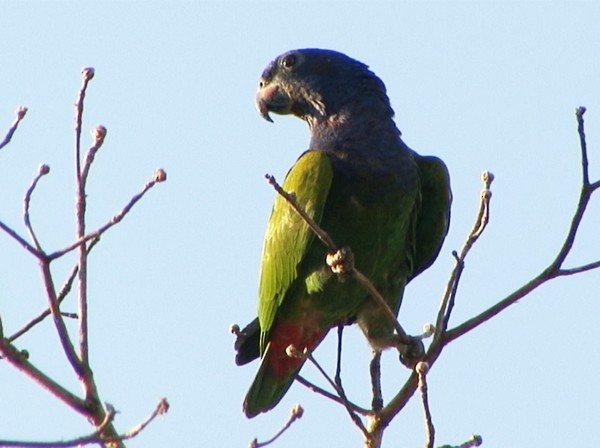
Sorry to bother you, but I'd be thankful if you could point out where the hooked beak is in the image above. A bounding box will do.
[255,81,293,123]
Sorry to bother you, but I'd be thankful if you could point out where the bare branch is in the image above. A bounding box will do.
[8,238,99,342]
[0,398,169,447]
[0,106,28,151]
[266,174,337,249]
[576,106,589,185]
[0,219,43,258]
[250,404,303,448]
[438,434,483,448]
[23,164,51,251]
[435,171,494,337]
[81,126,107,187]
[557,260,600,276]
[416,362,434,448]
[446,108,600,343]
[72,67,98,370]
[47,170,167,261]
[295,376,371,415]
[74,67,95,183]
[0,337,87,414]
[379,108,598,435]
[39,260,84,376]
[304,350,368,436]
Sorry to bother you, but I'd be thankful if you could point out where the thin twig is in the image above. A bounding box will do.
[295,375,371,415]
[416,362,435,448]
[81,126,107,188]
[39,260,84,377]
[73,68,97,372]
[23,164,50,251]
[439,434,483,448]
[0,398,169,447]
[446,109,600,342]
[74,68,94,183]
[378,108,599,432]
[251,404,303,448]
[0,338,87,414]
[0,106,28,151]
[0,220,42,258]
[8,238,99,342]
[266,174,336,248]
[556,260,600,276]
[47,170,166,261]
[576,106,589,185]
[435,171,494,338]
[304,351,368,436]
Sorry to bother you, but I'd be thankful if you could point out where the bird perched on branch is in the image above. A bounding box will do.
[236,48,451,418]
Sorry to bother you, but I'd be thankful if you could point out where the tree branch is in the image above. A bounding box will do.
[295,375,371,415]
[7,238,99,343]
[416,362,434,448]
[47,169,167,261]
[0,398,169,448]
[23,164,50,251]
[0,337,87,414]
[0,106,28,151]
[250,404,303,448]
[378,107,599,435]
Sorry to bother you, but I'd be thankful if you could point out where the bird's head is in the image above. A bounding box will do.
[256,49,393,126]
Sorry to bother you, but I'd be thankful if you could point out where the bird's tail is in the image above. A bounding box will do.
[243,324,326,418]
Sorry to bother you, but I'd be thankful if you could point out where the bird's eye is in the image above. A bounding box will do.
[280,54,297,69]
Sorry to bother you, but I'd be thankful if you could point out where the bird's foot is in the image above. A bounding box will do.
[326,246,355,281]
[397,336,425,369]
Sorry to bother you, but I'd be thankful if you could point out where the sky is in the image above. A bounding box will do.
[0,2,599,447]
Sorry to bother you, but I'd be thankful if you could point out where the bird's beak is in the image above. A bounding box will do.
[255,81,293,123]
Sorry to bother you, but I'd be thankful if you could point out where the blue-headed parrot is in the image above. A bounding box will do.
[236,49,451,418]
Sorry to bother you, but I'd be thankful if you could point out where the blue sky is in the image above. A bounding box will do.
[1,2,599,447]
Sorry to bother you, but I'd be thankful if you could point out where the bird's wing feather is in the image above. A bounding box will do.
[411,155,452,280]
[258,150,333,353]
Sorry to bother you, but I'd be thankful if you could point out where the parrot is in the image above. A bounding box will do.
[238,48,451,418]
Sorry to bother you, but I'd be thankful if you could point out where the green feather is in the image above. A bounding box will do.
[257,150,333,354]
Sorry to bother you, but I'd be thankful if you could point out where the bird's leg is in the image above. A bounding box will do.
[335,325,344,389]
[326,246,354,281]
[367,333,426,369]
[370,350,383,411]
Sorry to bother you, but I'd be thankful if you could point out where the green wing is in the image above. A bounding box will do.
[411,155,452,280]
[258,150,333,354]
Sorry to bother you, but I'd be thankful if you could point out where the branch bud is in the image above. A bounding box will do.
[481,170,494,184]
[16,106,28,119]
[157,398,170,414]
[290,403,304,420]
[91,125,107,145]
[81,67,95,80]
[38,164,50,176]
[415,361,429,376]
[469,434,483,446]
[153,168,167,183]
[421,323,434,338]
[285,344,304,359]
